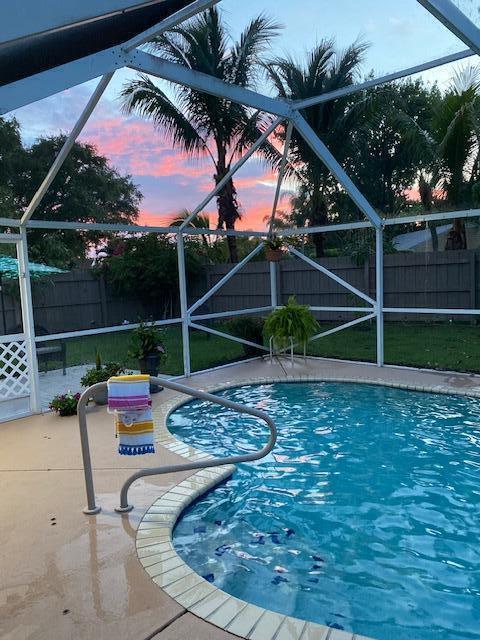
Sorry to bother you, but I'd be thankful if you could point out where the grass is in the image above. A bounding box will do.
[62,324,245,376]
[306,320,480,373]
[41,321,480,376]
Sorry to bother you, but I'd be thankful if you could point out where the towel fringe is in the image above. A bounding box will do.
[118,444,155,455]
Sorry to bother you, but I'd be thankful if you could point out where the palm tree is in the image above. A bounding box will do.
[168,209,211,250]
[431,65,480,249]
[121,8,281,262]
[264,40,367,257]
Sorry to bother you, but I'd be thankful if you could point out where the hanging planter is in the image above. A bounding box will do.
[265,237,285,262]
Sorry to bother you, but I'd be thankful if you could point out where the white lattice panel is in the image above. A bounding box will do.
[0,340,30,400]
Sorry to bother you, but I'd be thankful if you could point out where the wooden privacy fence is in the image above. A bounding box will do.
[0,268,178,335]
[195,250,480,322]
[0,250,478,336]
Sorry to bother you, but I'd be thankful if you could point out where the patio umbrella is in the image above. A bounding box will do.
[0,255,67,334]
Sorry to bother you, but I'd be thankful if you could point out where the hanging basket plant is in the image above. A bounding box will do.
[265,237,285,262]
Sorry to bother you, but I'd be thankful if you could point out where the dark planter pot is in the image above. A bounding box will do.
[266,249,283,262]
[138,354,163,394]
[59,407,77,417]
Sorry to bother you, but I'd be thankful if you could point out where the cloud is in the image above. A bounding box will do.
[13,81,285,233]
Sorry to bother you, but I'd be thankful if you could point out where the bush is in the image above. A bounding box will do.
[80,359,124,388]
[226,317,265,356]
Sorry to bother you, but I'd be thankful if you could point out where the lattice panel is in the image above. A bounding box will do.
[0,340,30,400]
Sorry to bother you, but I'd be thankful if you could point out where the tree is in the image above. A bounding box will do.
[265,39,368,257]
[98,234,203,317]
[347,80,439,216]
[121,7,281,262]
[430,65,480,249]
[168,209,211,251]
[0,118,25,218]
[18,136,142,267]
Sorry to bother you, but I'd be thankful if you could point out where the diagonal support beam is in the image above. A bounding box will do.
[291,112,382,228]
[181,117,284,229]
[294,48,474,110]
[188,242,264,314]
[268,120,293,234]
[126,50,293,118]
[189,321,269,352]
[310,312,377,342]
[20,73,114,224]
[287,244,375,305]
[417,0,480,55]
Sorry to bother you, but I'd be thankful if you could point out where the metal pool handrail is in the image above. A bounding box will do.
[77,377,277,515]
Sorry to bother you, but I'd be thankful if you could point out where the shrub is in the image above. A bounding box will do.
[226,317,265,356]
[80,352,124,388]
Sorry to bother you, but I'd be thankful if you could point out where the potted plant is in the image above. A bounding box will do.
[80,351,124,405]
[265,236,285,262]
[264,296,320,356]
[49,391,81,417]
[128,321,167,392]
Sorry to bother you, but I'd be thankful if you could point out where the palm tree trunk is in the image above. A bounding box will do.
[215,166,240,262]
[309,187,328,258]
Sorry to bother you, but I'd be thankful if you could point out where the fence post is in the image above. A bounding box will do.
[99,274,108,327]
[270,261,278,308]
[177,232,191,377]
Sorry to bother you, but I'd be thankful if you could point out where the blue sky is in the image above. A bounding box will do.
[9,0,473,230]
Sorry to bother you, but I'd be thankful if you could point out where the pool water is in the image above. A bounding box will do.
[168,382,480,640]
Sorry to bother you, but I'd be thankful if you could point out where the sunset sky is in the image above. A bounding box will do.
[10,0,470,231]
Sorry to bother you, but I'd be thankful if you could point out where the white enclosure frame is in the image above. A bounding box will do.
[1,0,480,415]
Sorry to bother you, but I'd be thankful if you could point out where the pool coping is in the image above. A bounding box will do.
[136,374,480,640]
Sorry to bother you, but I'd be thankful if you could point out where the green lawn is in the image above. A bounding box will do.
[306,321,480,373]
[63,324,244,375]
[52,321,480,376]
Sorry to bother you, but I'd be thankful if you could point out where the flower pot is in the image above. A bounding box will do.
[138,354,163,394]
[266,249,283,262]
[92,387,108,405]
[59,407,77,417]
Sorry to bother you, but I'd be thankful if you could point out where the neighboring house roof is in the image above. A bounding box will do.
[393,222,480,252]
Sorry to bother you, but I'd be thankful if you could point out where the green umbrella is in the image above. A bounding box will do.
[0,255,67,334]
[0,255,67,280]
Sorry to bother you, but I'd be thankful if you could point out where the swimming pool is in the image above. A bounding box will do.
[168,382,480,640]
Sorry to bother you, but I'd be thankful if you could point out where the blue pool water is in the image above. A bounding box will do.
[168,382,480,640]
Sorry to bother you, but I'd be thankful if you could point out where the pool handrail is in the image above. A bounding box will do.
[77,377,277,514]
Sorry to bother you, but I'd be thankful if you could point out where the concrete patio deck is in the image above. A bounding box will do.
[1,356,479,640]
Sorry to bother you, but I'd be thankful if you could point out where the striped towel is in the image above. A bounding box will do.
[107,374,151,412]
[108,375,155,456]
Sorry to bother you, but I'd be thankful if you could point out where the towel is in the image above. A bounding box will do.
[108,374,155,455]
[107,374,151,412]
[115,406,155,455]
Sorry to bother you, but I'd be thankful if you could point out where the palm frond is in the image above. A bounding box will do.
[120,76,209,158]
[228,14,282,87]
